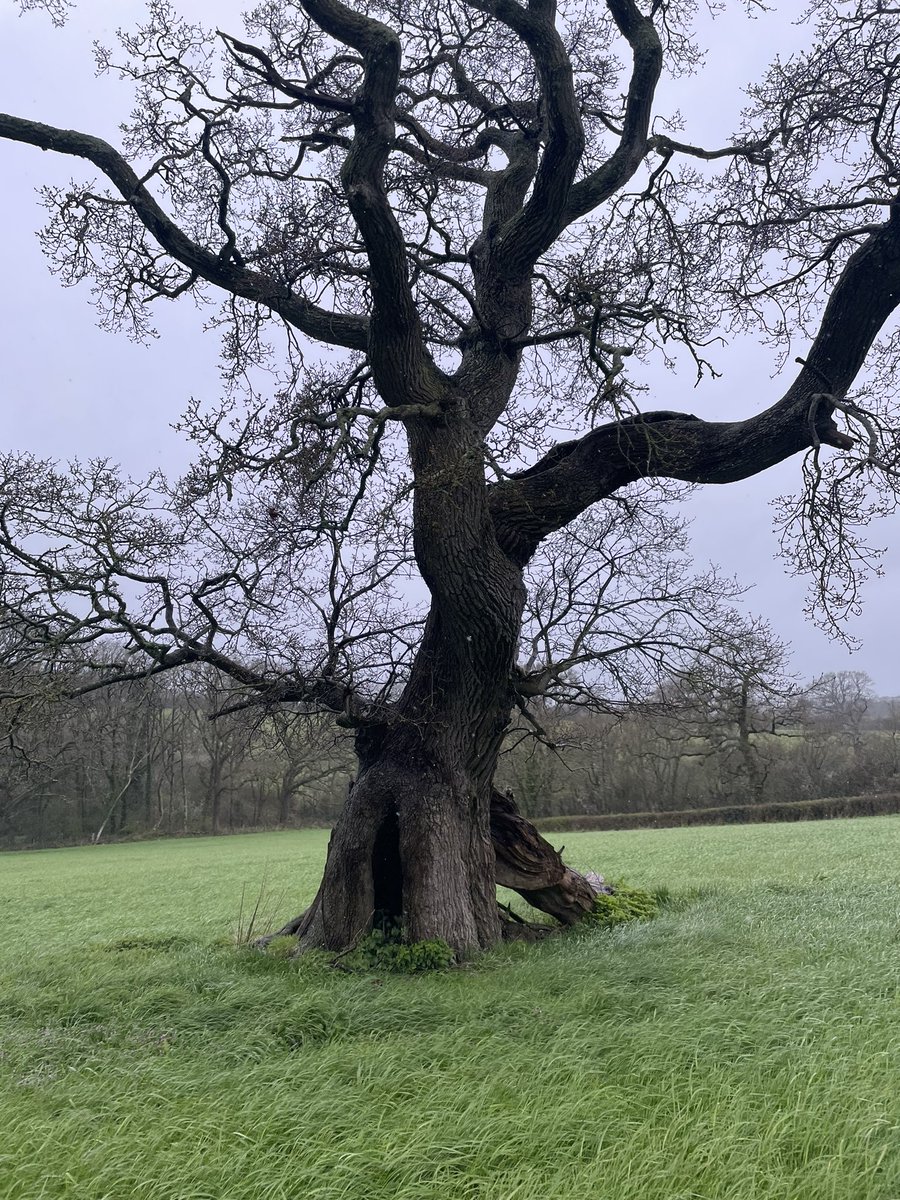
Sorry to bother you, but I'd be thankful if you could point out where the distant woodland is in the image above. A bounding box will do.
[3,660,898,848]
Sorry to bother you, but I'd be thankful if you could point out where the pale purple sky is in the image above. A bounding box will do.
[1,1,898,692]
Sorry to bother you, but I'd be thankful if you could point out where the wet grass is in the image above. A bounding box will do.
[1,818,899,1199]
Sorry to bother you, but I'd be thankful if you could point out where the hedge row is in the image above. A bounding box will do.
[532,792,900,833]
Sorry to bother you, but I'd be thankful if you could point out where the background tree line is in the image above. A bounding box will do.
[499,670,900,821]
[0,659,352,848]
[3,648,898,848]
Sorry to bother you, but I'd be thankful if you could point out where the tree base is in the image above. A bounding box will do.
[257,790,605,955]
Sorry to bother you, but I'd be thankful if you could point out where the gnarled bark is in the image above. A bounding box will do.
[293,745,500,955]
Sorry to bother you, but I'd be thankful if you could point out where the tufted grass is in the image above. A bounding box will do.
[1,818,899,1199]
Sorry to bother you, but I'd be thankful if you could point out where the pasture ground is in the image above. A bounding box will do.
[1,818,899,1199]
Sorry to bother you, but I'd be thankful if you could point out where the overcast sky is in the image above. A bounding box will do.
[2,0,899,693]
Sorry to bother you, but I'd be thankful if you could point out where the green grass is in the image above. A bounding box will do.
[1,819,900,1199]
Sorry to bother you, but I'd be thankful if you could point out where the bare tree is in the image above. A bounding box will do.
[651,619,800,804]
[3,0,900,954]
[798,668,876,790]
[245,708,352,826]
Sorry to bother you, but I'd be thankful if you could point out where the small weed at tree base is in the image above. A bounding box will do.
[586,882,661,928]
[261,934,301,960]
[345,924,457,974]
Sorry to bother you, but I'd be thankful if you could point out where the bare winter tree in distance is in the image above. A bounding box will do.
[2,0,900,955]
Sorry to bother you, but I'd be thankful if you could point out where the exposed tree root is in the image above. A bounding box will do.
[490,789,607,924]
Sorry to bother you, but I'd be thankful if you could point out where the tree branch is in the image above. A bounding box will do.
[564,0,663,222]
[468,0,585,278]
[490,202,900,563]
[299,0,446,405]
[0,113,369,351]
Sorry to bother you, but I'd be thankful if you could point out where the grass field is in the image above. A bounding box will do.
[1,818,899,1200]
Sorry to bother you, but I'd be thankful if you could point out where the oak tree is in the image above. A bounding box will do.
[3,0,900,953]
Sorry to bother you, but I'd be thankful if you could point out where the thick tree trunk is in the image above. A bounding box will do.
[271,729,600,956]
[271,415,604,958]
[275,772,600,956]
[291,726,502,955]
